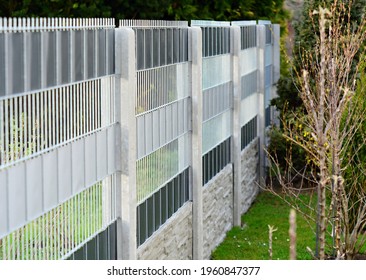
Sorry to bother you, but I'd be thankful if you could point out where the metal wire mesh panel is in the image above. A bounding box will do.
[137,168,189,246]
[0,77,115,168]
[67,221,117,260]
[196,21,233,185]
[0,17,118,260]
[119,20,191,246]
[0,176,117,260]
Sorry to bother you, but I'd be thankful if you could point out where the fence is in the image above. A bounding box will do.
[0,17,280,260]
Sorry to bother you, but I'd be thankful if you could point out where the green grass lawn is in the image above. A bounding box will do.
[211,191,316,260]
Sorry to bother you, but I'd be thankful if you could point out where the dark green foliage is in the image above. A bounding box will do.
[267,125,307,181]
[0,0,288,24]
[271,75,301,113]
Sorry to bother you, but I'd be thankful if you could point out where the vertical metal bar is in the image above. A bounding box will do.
[83,82,86,134]
[91,81,95,131]
[73,84,77,138]
[9,98,14,162]
[76,83,79,137]
[14,97,19,160]
[56,88,59,144]
[86,81,90,133]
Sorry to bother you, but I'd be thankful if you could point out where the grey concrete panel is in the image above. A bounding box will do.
[26,156,43,221]
[8,163,26,231]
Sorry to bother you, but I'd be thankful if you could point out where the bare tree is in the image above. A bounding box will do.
[267,0,366,260]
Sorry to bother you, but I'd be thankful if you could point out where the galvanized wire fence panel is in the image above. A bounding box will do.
[119,20,191,246]
[0,77,115,167]
[234,22,259,130]
[0,176,117,260]
[192,21,233,185]
[0,17,118,260]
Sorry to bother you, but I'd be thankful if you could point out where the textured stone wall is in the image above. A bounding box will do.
[241,138,259,214]
[137,202,193,260]
[202,164,233,259]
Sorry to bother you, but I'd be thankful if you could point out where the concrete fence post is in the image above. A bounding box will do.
[272,24,281,127]
[256,25,266,187]
[230,25,242,227]
[190,26,203,260]
[115,27,137,260]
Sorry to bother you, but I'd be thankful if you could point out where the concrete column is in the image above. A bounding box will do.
[230,25,242,227]
[272,24,280,85]
[115,27,137,260]
[190,26,203,260]
[272,24,281,127]
[256,25,266,187]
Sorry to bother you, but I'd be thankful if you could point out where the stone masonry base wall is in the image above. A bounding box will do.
[202,164,233,259]
[137,202,193,260]
[241,138,259,214]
